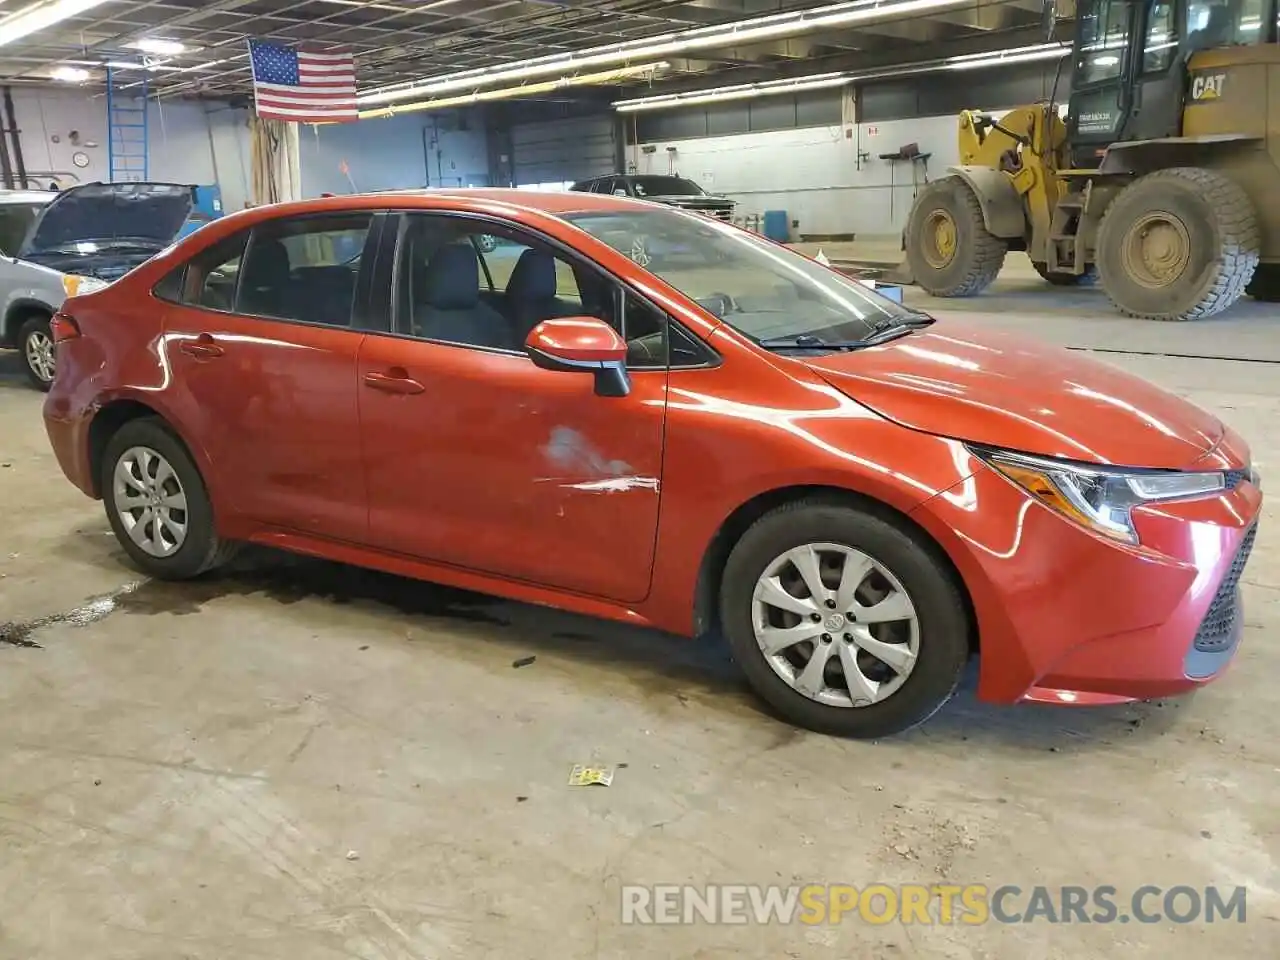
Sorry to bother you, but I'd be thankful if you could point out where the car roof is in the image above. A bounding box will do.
[243,187,648,219]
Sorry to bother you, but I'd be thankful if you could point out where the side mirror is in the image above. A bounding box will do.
[525,316,631,397]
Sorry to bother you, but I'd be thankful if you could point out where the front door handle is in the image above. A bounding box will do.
[363,369,424,395]
[179,335,225,360]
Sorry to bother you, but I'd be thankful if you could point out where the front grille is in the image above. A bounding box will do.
[1192,524,1258,653]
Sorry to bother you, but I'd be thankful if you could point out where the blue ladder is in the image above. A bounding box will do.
[106,66,148,182]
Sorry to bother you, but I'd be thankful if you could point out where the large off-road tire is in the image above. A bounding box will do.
[1246,263,1280,302]
[1034,262,1098,286]
[1095,167,1259,320]
[719,498,971,739]
[18,313,55,392]
[904,176,1008,297]
[101,417,238,580]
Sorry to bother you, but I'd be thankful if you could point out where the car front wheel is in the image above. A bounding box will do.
[19,314,55,391]
[720,499,970,738]
[101,417,237,579]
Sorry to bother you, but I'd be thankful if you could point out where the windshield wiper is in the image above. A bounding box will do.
[870,310,935,331]
[757,334,869,351]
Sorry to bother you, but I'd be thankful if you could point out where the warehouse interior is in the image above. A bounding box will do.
[1,0,1277,956]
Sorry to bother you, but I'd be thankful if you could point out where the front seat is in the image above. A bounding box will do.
[415,243,514,349]
[505,248,576,341]
[238,237,292,317]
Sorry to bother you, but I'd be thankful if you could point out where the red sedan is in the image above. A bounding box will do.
[43,190,1261,738]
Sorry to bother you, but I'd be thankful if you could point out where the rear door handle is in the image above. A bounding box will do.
[180,335,225,359]
[363,369,424,395]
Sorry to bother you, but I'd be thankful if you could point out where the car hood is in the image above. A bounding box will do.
[21,181,194,256]
[803,324,1223,469]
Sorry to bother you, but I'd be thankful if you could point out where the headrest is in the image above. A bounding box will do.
[423,243,480,309]
[243,237,290,286]
[507,248,558,301]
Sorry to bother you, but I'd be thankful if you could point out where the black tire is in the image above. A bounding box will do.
[904,175,1008,297]
[1246,263,1280,302]
[100,417,237,580]
[1034,262,1098,286]
[719,499,971,739]
[1096,167,1259,320]
[17,313,55,392]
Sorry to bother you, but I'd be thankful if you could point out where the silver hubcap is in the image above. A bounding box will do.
[112,446,189,558]
[25,329,54,382]
[752,543,920,708]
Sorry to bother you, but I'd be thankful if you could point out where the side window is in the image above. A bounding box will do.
[1144,1,1176,71]
[0,205,37,255]
[175,231,248,312]
[395,214,610,351]
[236,213,371,326]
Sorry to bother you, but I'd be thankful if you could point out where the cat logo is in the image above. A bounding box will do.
[1191,73,1226,101]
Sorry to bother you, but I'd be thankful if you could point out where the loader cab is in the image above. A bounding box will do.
[1066,0,1276,165]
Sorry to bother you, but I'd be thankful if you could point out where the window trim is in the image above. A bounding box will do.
[151,210,386,332]
[378,208,721,371]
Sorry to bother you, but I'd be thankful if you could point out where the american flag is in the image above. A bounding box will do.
[248,39,358,124]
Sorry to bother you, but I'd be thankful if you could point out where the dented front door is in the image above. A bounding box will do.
[356,334,666,603]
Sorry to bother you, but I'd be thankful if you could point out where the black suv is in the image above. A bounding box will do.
[569,174,734,221]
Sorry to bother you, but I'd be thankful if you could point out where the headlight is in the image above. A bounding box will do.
[971,446,1227,544]
[61,274,108,298]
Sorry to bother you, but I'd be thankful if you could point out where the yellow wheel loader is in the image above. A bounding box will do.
[904,0,1280,320]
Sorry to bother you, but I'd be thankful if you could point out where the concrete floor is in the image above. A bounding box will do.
[1,271,1278,959]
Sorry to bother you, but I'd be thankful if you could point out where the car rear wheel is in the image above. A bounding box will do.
[18,314,55,392]
[720,499,970,738]
[101,417,237,579]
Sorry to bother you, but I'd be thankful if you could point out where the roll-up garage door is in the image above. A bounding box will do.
[511,114,617,187]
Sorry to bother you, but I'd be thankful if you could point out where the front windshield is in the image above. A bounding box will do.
[631,176,705,198]
[564,208,914,343]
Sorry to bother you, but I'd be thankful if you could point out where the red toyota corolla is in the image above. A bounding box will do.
[43,190,1261,738]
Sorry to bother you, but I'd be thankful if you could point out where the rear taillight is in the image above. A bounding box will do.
[50,312,80,344]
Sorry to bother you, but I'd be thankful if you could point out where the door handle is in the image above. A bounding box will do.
[179,335,224,360]
[363,369,424,395]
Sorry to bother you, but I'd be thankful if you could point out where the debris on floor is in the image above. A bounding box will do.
[512,655,536,668]
[568,764,615,787]
[345,850,360,861]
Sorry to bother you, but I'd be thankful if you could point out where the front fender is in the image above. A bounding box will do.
[946,165,1026,239]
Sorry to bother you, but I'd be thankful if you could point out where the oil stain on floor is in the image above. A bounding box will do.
[0,548,741,701]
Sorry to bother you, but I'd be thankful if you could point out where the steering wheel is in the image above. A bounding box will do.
[695,290,737,318]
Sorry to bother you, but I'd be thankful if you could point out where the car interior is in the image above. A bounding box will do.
[176,216,684,367]
[399,220,670,364]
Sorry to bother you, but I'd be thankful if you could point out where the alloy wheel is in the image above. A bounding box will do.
[24,328,54,383]
[751,543,920,708]
[112,446,190,558]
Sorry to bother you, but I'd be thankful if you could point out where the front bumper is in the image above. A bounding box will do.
[912,449,1262,705]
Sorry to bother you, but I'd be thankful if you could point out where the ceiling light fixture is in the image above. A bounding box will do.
[51,65,90,82]
[358,0,974,106]
[126,38,187,56]
[358,62,669,120]
[612,43,1067,112]
[0,0,111,47]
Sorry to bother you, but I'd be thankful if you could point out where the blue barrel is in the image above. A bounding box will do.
[762,210,790,242]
